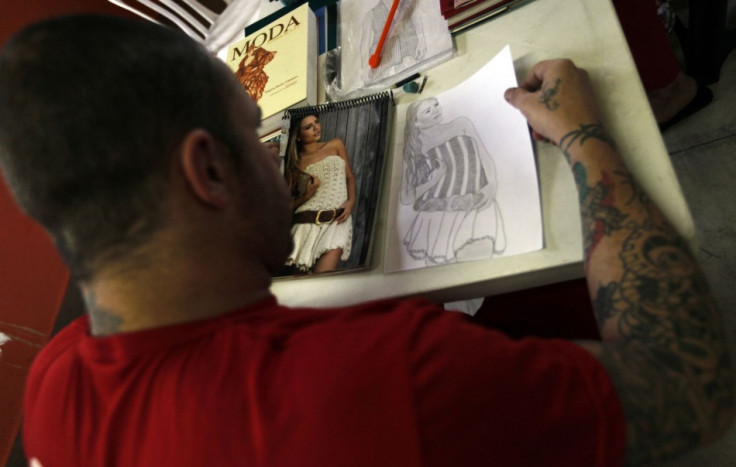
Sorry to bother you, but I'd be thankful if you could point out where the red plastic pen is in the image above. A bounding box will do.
[369,0,401,69]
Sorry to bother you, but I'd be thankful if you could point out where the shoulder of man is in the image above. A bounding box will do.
[24,316,88,402]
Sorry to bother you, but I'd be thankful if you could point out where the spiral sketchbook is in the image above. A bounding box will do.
[276,92,394,276]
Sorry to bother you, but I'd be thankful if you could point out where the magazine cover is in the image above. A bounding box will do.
[224,3,317,135]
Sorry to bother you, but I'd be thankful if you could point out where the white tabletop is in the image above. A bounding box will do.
[271,0,696,307]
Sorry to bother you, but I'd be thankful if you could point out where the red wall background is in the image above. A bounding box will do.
[0,2,136,464]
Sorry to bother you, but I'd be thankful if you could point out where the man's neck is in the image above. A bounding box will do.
[82,282,271,337]
[81,244,272,337]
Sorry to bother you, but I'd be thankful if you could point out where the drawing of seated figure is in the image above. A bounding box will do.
[400,97,506,265]
[362,0,426,83]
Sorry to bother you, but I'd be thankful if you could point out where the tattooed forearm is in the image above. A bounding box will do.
[565,122,734,464]
[576,168,629,264]
[539,77,561,111]
[559,122,615,162]
[594,227,733,465]
[564,126,626,263]
[84,291,124,335]
[615,169,654,210]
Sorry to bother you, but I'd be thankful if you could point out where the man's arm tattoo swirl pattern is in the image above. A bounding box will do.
[596,226,733,465]
[563,124,626,263]
[564,125,734,465]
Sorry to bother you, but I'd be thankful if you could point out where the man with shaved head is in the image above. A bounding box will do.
[1,15,732,466]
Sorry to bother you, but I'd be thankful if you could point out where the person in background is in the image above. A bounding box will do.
[0,15,732,467]
[612,0,713,130]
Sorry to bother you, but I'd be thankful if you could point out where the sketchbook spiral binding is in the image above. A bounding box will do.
[281,91,392,123]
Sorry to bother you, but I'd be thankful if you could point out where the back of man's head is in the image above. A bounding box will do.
[0,15,243,280]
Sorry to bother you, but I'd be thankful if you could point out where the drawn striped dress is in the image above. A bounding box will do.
[403,135,501,264]
[413,135,488,211]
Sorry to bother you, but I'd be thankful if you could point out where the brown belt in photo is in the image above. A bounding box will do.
[293,208,345,225]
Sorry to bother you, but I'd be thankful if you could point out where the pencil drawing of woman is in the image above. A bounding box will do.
[401,97,506,265]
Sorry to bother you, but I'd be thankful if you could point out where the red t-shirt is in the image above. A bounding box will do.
[24,297,625,466]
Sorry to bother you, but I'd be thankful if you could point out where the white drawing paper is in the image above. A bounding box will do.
[339,0,454,96]
[384,45,543,272]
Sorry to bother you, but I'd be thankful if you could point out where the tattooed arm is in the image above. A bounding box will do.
[505,59,734,465]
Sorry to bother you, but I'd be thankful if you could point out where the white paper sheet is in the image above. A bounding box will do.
[384,45,543,272]
[339,0,454,96]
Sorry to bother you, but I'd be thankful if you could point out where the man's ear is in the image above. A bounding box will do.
[179,129,231,209]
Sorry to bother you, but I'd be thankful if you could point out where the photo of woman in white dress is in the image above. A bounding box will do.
[284,114,356,273]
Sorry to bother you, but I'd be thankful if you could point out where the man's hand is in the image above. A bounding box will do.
[504,59,602,145]
[508,58,735,466]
